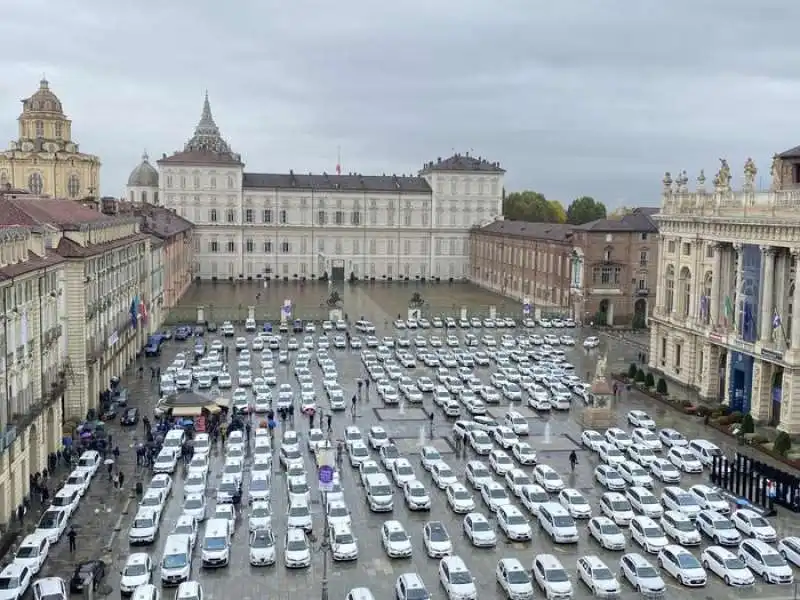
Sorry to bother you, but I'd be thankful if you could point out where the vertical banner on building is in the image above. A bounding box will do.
[280,299,292,325]
[523,298,531,315]
[460,306,468,321]
[317,448,335,492]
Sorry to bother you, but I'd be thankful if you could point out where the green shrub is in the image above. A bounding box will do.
[645,373,655,388]
[729,411,743,423]
[741,414,755,435]
[628,363,638,379]
[774,432,792,456]
[656,378,668,395]
[635,368,645,383]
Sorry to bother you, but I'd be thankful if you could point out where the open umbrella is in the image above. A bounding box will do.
[103,458,114,466]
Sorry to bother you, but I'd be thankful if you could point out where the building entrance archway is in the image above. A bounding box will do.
[598,299,610,326]
[770,368,783,426]
[633,298,647,328]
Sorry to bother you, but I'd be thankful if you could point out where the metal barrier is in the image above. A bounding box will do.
[163,305,331,326]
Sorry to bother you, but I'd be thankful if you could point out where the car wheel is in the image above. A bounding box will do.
[714,536,720,544]
[724,575,730,586]
[677,575,683,585]
[703,561,709,569]
[658,559,664,568]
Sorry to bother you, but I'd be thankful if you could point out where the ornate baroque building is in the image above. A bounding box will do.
[0,80,101,199]
[127,94,504,281]
[649,152,800,434]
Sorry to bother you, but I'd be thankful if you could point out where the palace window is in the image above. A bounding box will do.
[226,209,235,223]
[280,210,287,224]
[263,209,272,223]
[227,241,235,252]
[28,172,43,195]
[245,239,254,253]
[263,241,273,253]
[639,250,648,266]
[227,175,234,188]
[318,210,327,225]
[351,211,361,226]
[209,209,217,222]
[193,176,200,189]
[210,177,216,189]
[35,121,44,137]
[210,241,219,253]
[245,209,253,223]
[55,122,62,139]
[664,265,675,313]
[67,174,80,198]
[281,241,290,253]
[334,211,344,225]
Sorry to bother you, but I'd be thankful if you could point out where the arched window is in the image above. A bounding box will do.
[702,272,713,324]
[141,191,147,204]
[67,174,80,198]
[28,172,43,194]
[129,190,134,202]
[0,170,7,187]
[55,122,63,139]
[679,267,692,318]
[35,120,44,137]
[664,265,675,313]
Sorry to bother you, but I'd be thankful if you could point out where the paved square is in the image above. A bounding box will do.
[375,407,428,421]
[393,437,453,455]
[526,433,580,451]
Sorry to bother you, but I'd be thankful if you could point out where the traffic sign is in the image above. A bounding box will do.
[317,448,335,492]
[523,297,531,315]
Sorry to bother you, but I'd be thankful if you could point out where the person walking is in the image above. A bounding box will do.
[67,527,77,553]
[112,473,119,489]
[569,450,578,472]
[326,414,332,434]
[429,411,435,437]
[118,471,125,490]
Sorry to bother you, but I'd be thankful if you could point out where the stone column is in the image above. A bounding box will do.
[792,248,800,350]
[760,246,776,343]
[733,243,744,333]
[710,243,722,327]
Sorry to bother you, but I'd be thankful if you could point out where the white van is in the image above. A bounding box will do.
[345,588,376,600]
[163,429,185,453]
[160,534,192,585]
[687,439,723,467]
[50,487,80,517]
[201,519,231,568]
[538,502,579,544]
[364,474,394,512]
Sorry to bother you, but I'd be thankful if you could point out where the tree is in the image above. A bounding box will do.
[503,191,565,223]
[566,196,607,225]
[409,292,424,308]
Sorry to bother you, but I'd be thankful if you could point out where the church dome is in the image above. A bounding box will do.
[22,79,64,115]
[127,152,159,187]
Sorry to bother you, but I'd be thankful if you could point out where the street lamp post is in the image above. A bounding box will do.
[320,489,330,600]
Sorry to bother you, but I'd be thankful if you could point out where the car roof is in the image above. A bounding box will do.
[625,553,651,566]
[126,552,149,565]
[582,555,608,568]
[399,572,425,587]
[602,492,626,501]
[632,515,659,526]
[534,553,562,568]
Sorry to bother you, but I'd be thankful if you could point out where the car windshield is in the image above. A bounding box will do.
[134,517,153,528]
[601,524,621,535]
[675,520,695,532]
[388,530,408,542]
[546,569,569,582]
[15,546,37,557]
[640,495,658,504]
[570,495,588,505]
[529,490,549,502]
[450,571,472,584]
[472,520,491,532]
[251,479,269,491]
[383,446,399,457]
[184,498,203,509]
[287,539,307,552]
[550,513,574,527]
[507,514,526,525]
[750,517,769,528]
[335,533,355,544]
[38,512,61,528]
[124,564,148,576]
[544,472,560,480]
[507,570,530,584]
[453,489,471,500]
[677,495,698,506]
[406,588,430,600]
[163,553,187,569]
[372,485,391,496]
[724,558,746,570]
[708,447,722,456]
[637,566,658,578]
[213,509,232,520]
[704,492,723,502]
[611,501,631,511]
[630,467,647,477]
[714,520,733,529]
[203,537,227,551]
[763,554,785,567]
[427,525,448,541]
[410,487,426,497]
[251,531,274,547]
[173,525,193,536]
[329,506,348,517]
[607,448,622,456]
[490,488,507,499]
[186,476,204,486]
[397,465,413,475]
[289,505,309,517]
[0,577,20,590]
[593,567,614,580]
[676,554,700,569]
[219,482,237,493]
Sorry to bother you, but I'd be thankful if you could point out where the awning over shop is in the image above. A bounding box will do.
[171,406,203,417]
[214,397,230,408]
[207,405,222,414]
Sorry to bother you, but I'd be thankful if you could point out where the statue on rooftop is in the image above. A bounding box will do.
[713,158,731,190]
[594,353,607,381]
[697,169,706,189]
[662,171,673,191]
[770,154,782,190]
[743,157,757,188]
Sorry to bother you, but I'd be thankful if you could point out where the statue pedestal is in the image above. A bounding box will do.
[329,309,343,322]
[247,305,255,320]
[489,305,496,319]
[579,407,615,429]
[197,306,204,324]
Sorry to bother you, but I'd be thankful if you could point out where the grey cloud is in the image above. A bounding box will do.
[1,0,800,205]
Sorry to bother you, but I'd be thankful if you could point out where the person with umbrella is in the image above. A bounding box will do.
[105,458,114,480]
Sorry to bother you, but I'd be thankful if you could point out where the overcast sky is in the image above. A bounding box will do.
[1,0,798,207]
